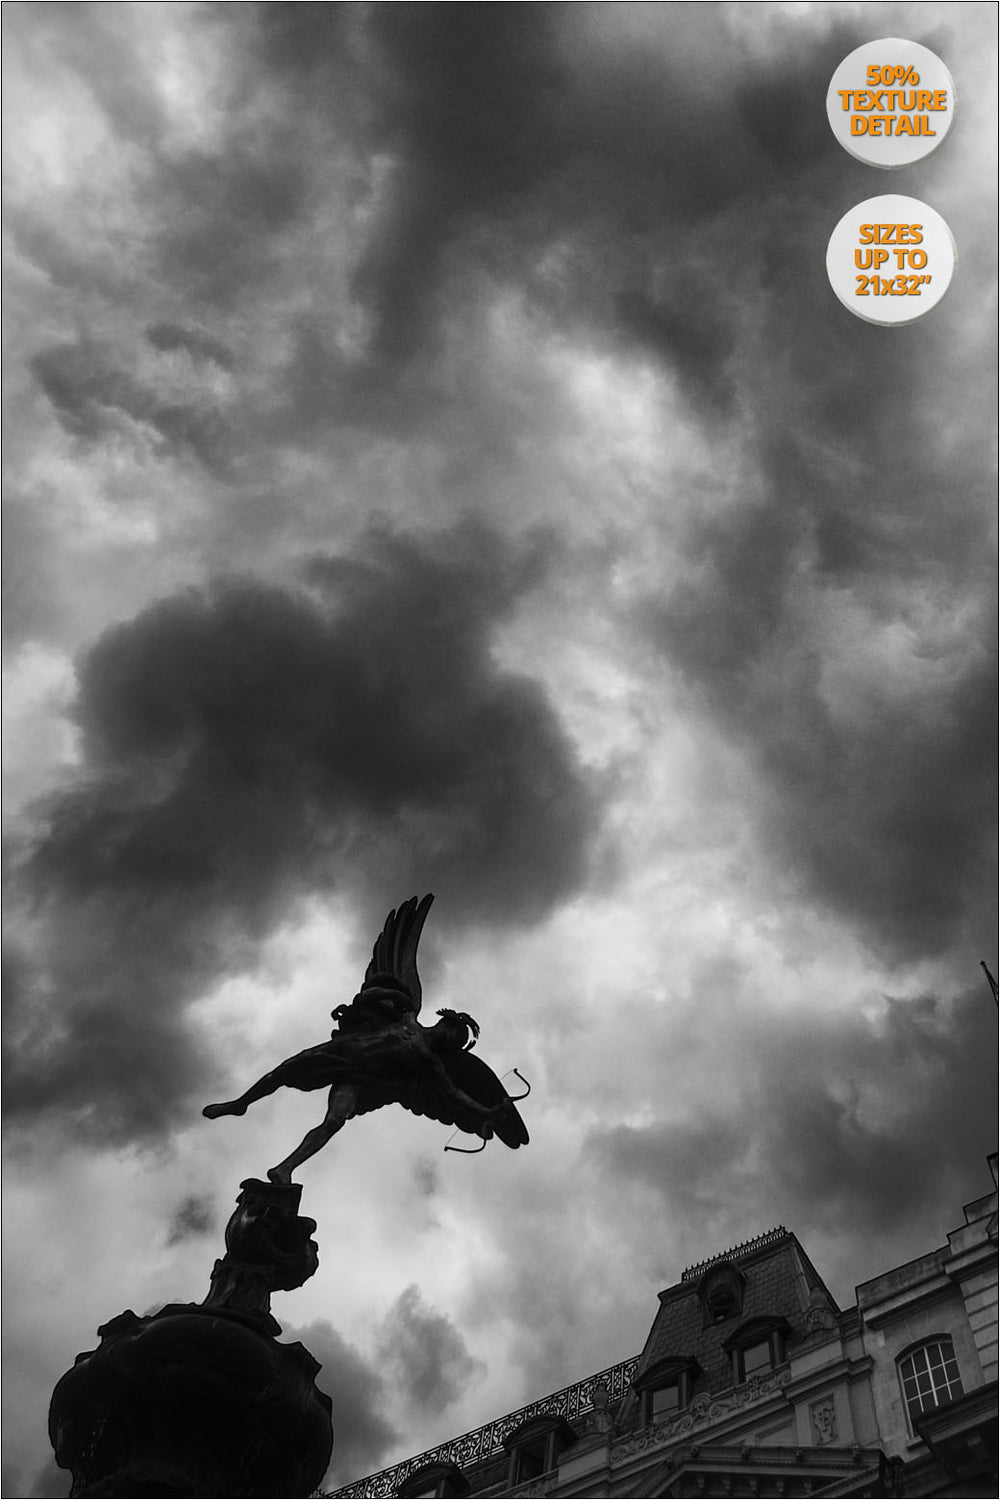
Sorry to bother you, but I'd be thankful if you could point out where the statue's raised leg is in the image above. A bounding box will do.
[203,1043,343,1119]
[203,1064,297,1119]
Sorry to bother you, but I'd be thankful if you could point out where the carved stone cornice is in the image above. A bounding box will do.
[610,1368,792,1464]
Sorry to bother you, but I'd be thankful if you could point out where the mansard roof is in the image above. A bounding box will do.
[628,1227,841,1404]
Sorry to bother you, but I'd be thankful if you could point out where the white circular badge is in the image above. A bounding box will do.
[826,195,956,325]
[826,38,956,167]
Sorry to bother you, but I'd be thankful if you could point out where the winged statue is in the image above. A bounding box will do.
[203,895,529,1183]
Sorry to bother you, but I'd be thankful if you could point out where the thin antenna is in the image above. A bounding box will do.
[981,961,999,1005]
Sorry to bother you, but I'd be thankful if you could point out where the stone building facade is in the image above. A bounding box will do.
[855,1152,997,1496]
[326,1157,997,1499]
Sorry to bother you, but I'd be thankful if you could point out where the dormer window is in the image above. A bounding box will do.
[633,1356,701,1425]
[707,1284,737,1321]
[503,1416,577,1487]
[397,1462,470,1498]
[697,1262,746,1327]
[723,1317,791,1384]
[513,1435,547,1483]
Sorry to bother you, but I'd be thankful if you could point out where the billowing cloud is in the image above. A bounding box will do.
[32,339,231,473]
[5,523,600,1144]
[166,1193,215,1245]
[584,976,997,1253]
[144,323,236,372]
[376,1284,485,1416]
[645,494,995,963]
[282,1318,400,1489]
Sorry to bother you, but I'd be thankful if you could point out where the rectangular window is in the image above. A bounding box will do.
[741,1339,773,1377]
[650,1383,681,1418]
[514,1440,548,1482]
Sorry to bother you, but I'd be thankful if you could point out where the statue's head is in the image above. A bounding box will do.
[435,1008,480,1050]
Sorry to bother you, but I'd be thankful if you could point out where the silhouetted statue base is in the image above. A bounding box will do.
[48,1181,333,1498]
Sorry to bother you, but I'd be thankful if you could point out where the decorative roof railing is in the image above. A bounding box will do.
[323,1353,640,1498]
[681,1226,789,1280]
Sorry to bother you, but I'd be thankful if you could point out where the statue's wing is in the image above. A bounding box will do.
[442,1050,529,1147]
[363,894,434,1015]
[354,1050,529,1149]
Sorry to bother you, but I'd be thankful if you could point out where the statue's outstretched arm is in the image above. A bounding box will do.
[423,1054,511,1124]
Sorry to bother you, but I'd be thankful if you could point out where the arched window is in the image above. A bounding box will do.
[396,1462,470,1497]
[898,1337,965,1428]
[697,1262,746,1327]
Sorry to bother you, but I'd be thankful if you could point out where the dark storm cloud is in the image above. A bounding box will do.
[12,5,966,451]
[145,323,236,371]
[6,4,993,1137]
[166,1194,214,1245]
[346,3,565,365]
[641,337,996,959]
[643,364,995,965]
[585,980,997,1241]
[585,18,996,967]
[375,1284,484,1416]
[120,8,366,317]
[222,3,573,437]
[31,340,230,473]
[615,281,738,418]
[281,1318,399,1487]
[4,523,599,1143]
[6,5,350,319]
[287,5,865,387]
[361,7,981,965]
[138,5,1000,966]
[149,138,315,311]
[237,6,848,421]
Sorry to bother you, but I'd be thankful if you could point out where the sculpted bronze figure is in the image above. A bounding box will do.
[204,895,529,1182]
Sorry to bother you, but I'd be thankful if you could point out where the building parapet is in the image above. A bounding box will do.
[324,1354,639,1498]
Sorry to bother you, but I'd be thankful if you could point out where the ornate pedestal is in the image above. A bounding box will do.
[49,1180,334,1498]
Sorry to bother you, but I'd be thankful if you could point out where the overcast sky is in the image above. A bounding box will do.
[3,4,997,1496]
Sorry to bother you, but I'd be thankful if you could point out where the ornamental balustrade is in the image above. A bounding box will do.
[324,1354,639,1499]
